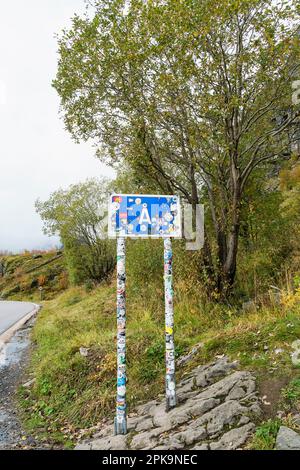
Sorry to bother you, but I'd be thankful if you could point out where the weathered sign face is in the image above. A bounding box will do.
[109,194,182,238]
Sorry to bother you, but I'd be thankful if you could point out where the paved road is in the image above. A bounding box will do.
[0,302,36,336]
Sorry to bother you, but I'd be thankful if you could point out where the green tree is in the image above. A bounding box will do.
[53,0,300,293]
[35,178,115,285]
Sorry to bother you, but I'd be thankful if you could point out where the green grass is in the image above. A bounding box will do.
[250,419,282,450]
[281,378,300,410]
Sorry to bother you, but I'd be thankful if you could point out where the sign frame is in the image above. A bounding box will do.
[110,193,181,435]
[108,193,182,239]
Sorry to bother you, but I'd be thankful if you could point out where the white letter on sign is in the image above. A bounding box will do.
[139,207,151,225]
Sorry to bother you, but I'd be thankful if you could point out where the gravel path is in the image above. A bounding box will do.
[0,318,37,449]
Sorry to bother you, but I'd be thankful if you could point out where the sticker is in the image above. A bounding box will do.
[117,386,126,397]
[117,377,126,386]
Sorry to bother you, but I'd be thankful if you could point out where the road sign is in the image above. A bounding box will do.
[111,194,182,436]
[109,194,182,238]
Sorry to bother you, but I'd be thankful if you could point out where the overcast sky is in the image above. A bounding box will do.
[0,0,114,252]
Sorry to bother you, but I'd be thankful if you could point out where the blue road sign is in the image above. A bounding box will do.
[109,194,182,238]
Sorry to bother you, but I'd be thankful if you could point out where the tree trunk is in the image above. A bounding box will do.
[222,178,241,291]
[223,222,240,287]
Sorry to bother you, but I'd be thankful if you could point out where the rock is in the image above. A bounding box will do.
[79,347,89,357]
[152,445,170,450]
[292,414,300,427]
[169,409,191,426]
[238,416,251,426]
[75,357,261,451]
[274,348,284,355]
[136,400,159,416]
[75,443,92,450]
[176,378,194,394]
[136,417,154,432]
[192,444,209,450]
[187,398,220,418]
[86,424,114,441]
[210,423,255,450]
[90,434,127,450]
[151,404,172,428]
[206,357,238,380]
[187,356,238,390]
[249,403,262,416]
[177,343,204,367]
[131,428,162,450]
[177,390,199,403]
[226,386,246,400]
[127,415,147,431]
[22,378,36,388]
[158,436,185,450]
[195,400,250,437]
[173,427,207,446]
[276,426,300,450]
[195,370,253,402]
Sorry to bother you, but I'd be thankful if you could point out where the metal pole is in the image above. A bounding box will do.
[114,237,127,435]
[164,237,176,411]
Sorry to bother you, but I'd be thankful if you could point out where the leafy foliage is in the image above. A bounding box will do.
[35,178,115,285]
[53,0,300,292]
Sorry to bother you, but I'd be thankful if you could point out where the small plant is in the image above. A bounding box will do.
[84,279,94,293]
[38,274,47,287]
[58,272,69,291]
[250,419,281,450]
[146,341,164,362]
[39,377,52,396]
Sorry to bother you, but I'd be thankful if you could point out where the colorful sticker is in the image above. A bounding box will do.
[109,194,182,238]
[115,237,127,433]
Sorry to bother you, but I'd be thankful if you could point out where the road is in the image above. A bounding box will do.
[0,301,37,336]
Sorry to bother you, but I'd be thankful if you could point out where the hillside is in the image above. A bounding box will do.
[0,251,67,302]
[18,270,300,449]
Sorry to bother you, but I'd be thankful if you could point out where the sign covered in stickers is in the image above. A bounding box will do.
[109,194,182,238]
[111,193,183,436]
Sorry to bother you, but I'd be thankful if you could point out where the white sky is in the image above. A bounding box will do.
[0,0,114,252]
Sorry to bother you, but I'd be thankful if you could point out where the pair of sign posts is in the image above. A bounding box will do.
[109,194,182,435]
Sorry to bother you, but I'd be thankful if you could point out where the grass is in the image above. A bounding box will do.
[250,419,282,450]
[281,378,300,410]
[13,241,300,447]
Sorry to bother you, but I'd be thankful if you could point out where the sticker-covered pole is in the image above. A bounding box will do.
[164,237,176,410]
[114,237,127,435]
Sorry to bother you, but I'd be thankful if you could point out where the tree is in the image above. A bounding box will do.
[53,0,300,293]
[35,178,115,284]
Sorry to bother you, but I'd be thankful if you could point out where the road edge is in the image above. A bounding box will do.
[0,304,40,352]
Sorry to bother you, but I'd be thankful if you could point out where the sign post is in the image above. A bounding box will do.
[164,237,176,410]
[115,237,127,435]
[109,194,182,434]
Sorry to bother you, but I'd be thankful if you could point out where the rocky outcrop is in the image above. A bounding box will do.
[76,357,261,450]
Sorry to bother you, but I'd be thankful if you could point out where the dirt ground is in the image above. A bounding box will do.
[258,375,293,419]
